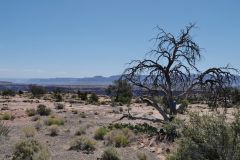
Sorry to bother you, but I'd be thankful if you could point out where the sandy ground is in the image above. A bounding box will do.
[0,95,164,160]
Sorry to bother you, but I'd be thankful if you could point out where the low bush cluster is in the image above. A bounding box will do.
[12,138,51,160]
[168,113,240,160]
[94,127,109,140]
[46,115,64,126]
[36,104,51,116]
[26,108,36,117]
[69,136,96,153]
[101,147,120,160]
[105,128,134,147]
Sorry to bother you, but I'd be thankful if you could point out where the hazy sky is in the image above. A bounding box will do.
[0,0,239,78]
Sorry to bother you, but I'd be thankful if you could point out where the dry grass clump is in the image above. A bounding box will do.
[94,127,109,140]
[23,127,36,138]
[101,147,120,160]
[34,120,44,131]
[54,103,65,110]
[48,125,60,136]
[105,128,134,147]
[1,112,14,120]
[69,136,96,153]
[12,138,51,160]
[25,108,36,117]
[137,152,148,160]
[45,115,64,126]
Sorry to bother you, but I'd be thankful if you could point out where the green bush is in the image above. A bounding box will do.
[46,116,64,126]
[36,104,51,116]
[1,89,16,96]
[106,79,132,105]
[94,127,109,140]
[30,85,46,98]
[168,113,240,160]
[26,108,36,117]
[0,121,10,137]
[77,91,88,101]
[69,136,96,153]
[105,128,134,147]
[53,93,63,102]
[88,93,99,104]
[101,147,120,160]
[12,138,51,160]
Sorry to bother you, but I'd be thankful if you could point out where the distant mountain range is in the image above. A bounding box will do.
[0,75,121,85]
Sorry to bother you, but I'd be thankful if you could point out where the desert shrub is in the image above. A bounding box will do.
[108,123,158,136]
[54,93,63,102]
[46,116,64,126]
[72,109,78,114]
[18,90,24,95]
[1,112,13,120]
[23,127,36,138]
[69,136,96,153]
[30,85,46,98]
[101,147,120,160]
[105,128,134,147]
[106,79,132,105]
[48,125,60,136]
[177,98,189,114]
[54,103,64,109]
[36,104,51,116]
[75,126,87,136]
[137,152,148,160]
[31,115,40,121]
[34,120,43,131]
[80,112,86,118]
[0,121,10,137]
[77,91,88,101]
[26,108,36,117]
[12,138,51,160]
[1,89,16,96]
[168,113,240,160]
[88,93,99,104]
[162,118,183,142]
[94,127,109,140]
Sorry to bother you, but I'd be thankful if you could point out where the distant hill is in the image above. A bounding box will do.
[0,75,121,85]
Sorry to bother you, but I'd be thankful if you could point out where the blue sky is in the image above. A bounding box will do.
[0,0,239,78]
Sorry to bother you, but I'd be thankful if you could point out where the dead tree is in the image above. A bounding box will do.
[122,23,238,122]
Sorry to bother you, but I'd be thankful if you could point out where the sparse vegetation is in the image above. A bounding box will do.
[36,104,51,116]
[23,126,36,138]
[101,147,120,160]
[1,112,13,120]
[106,79,132,105]
[1,89,16,97]
[69,136,96,153]
[54,103,65,109]
[137,152,148,160]
[168,113,240,160]
[26,108,36,117]
[105,128,134,147]
[88,93,99,104]
[30,85,46,98]
[12,138,51,160]
[75,126,87,136]
[46,115,64,126]
[48,125,60,136]
[94,127,109,140]
[0,121,10,137]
